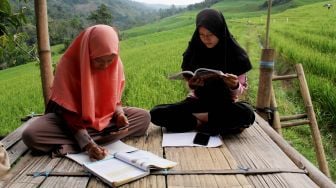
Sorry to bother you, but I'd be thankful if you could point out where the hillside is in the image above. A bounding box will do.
[13,0,160,29]
[1,0,335,181]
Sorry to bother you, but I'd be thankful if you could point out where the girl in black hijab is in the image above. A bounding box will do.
[150,9,254,135]
[182,8,252,91]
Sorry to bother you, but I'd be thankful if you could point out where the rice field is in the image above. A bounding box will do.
[269,2,336,126]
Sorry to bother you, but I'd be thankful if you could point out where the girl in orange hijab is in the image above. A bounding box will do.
[22,25,150,160]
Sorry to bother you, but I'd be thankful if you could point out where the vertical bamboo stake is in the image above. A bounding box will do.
[256,0,275,121]
[270,86,282,135]
[34,0,54,107]
[256,49,275,121]
[295,64,330,177]
[265,0,272,49]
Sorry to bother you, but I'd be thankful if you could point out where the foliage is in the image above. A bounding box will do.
[0,0,26,36]
[0,32,36,69]
[87,4,113,25]
[186,0,220,10]
[49,17,84,48]
[156,0,221,19]
[260,0,293,9]
[0,0,34,69]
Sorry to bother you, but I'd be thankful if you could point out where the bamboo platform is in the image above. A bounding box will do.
[0,114,334,188]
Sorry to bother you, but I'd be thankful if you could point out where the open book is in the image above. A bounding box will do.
[66,141,177,187]
[168,67,228,80]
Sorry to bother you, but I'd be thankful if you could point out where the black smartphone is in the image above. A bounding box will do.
[193,132,210,146]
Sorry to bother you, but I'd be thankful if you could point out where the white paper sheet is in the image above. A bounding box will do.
[162,131,223,147]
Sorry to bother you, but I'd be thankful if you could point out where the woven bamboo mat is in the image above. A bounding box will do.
[0,116,320,188]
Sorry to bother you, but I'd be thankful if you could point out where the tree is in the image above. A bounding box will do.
[0,0,26,36]
[0,0,33,69]
[87,4,113,25]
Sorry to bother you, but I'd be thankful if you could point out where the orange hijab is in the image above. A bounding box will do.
[50,25,125,131]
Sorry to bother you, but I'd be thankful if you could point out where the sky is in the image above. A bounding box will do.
[132,0,204,5]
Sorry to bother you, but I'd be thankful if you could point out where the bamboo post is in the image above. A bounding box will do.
[280,114,307,121]
[256,48,275,121]
[295,64,330,177]
[281,120,311,128]
[270,86,282,135]
[256,115,335,187]
[256,0,275,122]
[272,74,297,81]
[265,0,272,48]
[34,0,54,107]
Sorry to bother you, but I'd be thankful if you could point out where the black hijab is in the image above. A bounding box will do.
[181,8,252,76]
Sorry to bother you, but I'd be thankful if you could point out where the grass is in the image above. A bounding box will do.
[0,0,335,182]
[0,63,44,135]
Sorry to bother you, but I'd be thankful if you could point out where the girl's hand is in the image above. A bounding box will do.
[115,113,129,127]
[223,74,239,89]
[84,142,108,161]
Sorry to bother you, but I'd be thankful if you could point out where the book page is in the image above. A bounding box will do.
[168,70,194,80]
[162,131,223,147]
[115,150,177,171]
[168,68,229,80]
[194,68,227,77]
[103,140,138,155]
[66,140,138,165]
[84,157,149,187]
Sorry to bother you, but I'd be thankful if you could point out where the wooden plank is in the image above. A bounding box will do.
[223,120,318,187]
[1,115,329,188]
[255,114,333,187]
[165,139,252,187]
[0,151,35,187]
[2,154,62,187]
[39,158,90,187]
[0,118,32,167]
[280,173,319,188]
[224,126,293,187]
[219,140,251,187]
[1,117,37,149]
[7,140,29,165]
[86,177,108,188]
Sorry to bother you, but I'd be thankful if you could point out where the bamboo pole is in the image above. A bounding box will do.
[270,86,282,135]
[27,168,307,176]
[256,115,335,187]
[256,48,275,121]
[265,0,272,48]
[272,74,297,81]
[281,120,310,128]
[295,64,330,177]
[256,0,275,122]
[34,0,54,107]
[280,114,307,121]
